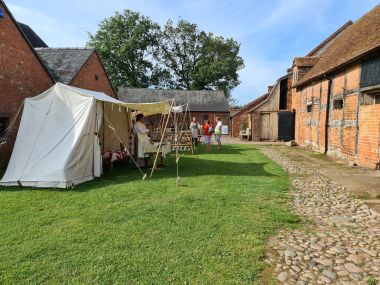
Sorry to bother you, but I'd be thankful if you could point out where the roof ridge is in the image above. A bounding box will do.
[34,47,94,50]
[306,20,353,57]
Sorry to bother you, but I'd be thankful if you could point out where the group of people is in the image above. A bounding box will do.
[190,116,223,151]
[133,113,223,152]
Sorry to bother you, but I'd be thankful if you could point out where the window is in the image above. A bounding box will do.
[306,98,313,113]
[363,92,380,105]
[361,56,380,88]
[0,118,8,138]
[203,114,209,121]
[333,99,343,110]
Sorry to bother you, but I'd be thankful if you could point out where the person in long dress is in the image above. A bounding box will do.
[189,116,200,146]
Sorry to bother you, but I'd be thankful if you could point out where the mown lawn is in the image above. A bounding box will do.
[0,145,299,284]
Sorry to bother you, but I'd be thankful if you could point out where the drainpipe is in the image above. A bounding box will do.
[324,78,332,154]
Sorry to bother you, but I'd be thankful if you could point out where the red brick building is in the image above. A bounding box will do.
[0,0,54,167]
[292,6,380,169]
[230,93,269,138]
[0,0,115,167]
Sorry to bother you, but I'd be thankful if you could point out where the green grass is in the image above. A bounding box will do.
[0,145,299,284]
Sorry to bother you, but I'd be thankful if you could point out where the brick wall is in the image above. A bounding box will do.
[70,52,116,98]
[0,2,54,167]
[191,112,230,134]
[293,63,380,169]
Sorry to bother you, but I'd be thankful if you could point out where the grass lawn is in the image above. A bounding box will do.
[0,144,299,284]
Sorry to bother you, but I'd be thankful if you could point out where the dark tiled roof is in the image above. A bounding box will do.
[118,88,230,112]
[35,48,94,84]
[297,5,380,87]
[231,93,269,117]
[17,22,48,48]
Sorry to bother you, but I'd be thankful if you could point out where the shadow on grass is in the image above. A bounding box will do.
[0,145,276,193]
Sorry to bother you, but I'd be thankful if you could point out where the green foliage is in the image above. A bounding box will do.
[88,10,162,89]
[367,276,377,285]
[0,145,298,284]
[88,12,244,99]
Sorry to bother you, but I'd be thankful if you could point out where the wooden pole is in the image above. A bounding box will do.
[150,99,174,178]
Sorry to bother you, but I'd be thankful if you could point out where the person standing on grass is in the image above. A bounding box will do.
[214,117,223,150]
[203,120,213,151]
[189,116,200,146]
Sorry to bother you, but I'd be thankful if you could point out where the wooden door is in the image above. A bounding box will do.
[260,113,270,140]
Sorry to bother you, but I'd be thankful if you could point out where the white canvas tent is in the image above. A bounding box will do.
[0,83,170,188]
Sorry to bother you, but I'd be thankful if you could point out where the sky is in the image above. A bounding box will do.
[6,0,379,105]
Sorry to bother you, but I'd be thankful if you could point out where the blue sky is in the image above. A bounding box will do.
[6,0,379,105]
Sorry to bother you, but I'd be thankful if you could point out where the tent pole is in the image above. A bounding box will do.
[150,99,174,178]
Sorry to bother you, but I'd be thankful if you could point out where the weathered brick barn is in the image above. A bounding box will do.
[292,6,380,169]
[118,88,230,133]
[0,0,115,167]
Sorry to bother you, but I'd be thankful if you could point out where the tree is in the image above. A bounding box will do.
[88,10,161,89]
[194,35,244,97]
[88,13,245,100]
[157,19,244,98]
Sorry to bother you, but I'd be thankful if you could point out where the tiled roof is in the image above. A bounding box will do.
[35,48,94,84]
[118,88,230,112]
[17,22,48,48]
[306,21,353,57]
[293,57,320,67]
[296,5,380,87]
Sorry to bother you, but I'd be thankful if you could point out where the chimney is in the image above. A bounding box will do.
[267,86,273,93]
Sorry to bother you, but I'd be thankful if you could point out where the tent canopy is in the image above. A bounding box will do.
[60,83,171,116]
[0,83,171,188]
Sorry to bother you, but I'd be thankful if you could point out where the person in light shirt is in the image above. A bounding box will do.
[133,113,149,134]
[214,117,223,150]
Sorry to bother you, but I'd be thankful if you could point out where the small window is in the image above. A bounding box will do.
[307,105,312,113]
[333,99,343,110]
[0,118,8,138]
[363,92,380,105]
